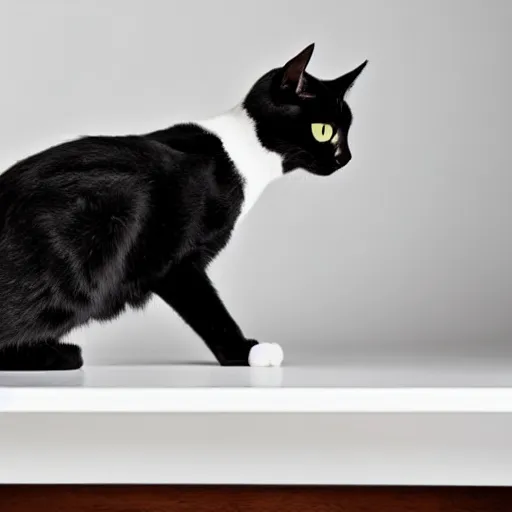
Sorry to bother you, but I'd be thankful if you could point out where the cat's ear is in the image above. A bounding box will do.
[328,60,368,97]
[280,43,315,98]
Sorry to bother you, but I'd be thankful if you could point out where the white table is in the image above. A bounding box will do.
[1,357,512,486]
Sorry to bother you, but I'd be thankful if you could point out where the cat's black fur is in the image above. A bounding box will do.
[0,44,366,370]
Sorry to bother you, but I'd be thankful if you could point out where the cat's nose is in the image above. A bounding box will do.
[336,151,351,168]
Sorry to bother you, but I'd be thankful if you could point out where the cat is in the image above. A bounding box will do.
[0,43,367,371]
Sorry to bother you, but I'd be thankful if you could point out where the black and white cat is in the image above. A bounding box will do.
[0,43,367,370]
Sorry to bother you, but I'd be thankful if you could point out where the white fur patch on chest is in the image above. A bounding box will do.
[197,106,283,223]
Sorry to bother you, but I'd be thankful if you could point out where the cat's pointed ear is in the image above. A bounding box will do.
[281,43,315,98]
[329,60,368,97]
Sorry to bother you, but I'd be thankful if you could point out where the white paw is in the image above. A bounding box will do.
[248,343,284,367]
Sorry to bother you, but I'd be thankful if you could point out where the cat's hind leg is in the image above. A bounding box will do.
[0,340,83,371]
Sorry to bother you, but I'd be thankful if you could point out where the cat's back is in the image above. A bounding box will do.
[0,134,175,185]
[0,134,184,233]
[0,129,227,275]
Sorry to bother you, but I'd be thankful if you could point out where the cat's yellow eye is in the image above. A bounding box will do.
[311,123,334,143]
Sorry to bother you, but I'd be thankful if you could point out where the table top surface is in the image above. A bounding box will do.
[1,356,512,413]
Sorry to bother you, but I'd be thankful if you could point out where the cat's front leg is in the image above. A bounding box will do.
[153,261,283,366]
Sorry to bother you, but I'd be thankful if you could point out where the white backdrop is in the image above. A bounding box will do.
[0,0,511,364]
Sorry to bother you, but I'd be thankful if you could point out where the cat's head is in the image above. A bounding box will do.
[243,43,367,176]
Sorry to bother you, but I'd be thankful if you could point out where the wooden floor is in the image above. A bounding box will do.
[0,486,511,512]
